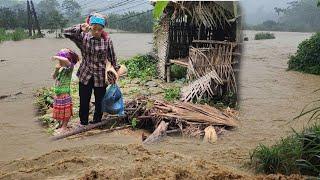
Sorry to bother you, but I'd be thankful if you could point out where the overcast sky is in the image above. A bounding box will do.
[10,0,296,25]
[240,0,294,25]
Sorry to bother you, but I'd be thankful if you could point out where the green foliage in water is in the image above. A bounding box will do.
[11,28,28,41]
[254,32,275,40]
[121,54,157,81]
[0,28,29,42]
[0,28,9,42]
[164,87,180,102]
[288,32,320,75]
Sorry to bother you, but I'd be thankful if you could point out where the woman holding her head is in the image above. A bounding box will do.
[64,13,119,127]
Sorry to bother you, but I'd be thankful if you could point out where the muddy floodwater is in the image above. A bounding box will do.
[0,31,319,179]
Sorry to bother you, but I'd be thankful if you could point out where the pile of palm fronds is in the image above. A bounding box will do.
[126,96,238,139]
[181,42,237,102]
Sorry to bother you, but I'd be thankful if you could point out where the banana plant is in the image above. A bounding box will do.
[153,1,169,20]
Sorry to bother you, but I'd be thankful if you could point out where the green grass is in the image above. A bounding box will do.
[121,54,157,82]
[250,123,320,176]
[288,32,320,75]
[250,135,302,175]
[164,87,181,102]
[254,32,275,40]
[251,93,320,176]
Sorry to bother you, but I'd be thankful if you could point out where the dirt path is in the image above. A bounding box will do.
[0,31,319,179]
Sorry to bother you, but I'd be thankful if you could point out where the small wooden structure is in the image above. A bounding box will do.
[154,1,242,102]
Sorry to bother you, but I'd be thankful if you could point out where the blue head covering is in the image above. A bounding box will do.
[89,16,106,27]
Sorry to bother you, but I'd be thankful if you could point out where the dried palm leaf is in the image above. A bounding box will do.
[181,70,222,102]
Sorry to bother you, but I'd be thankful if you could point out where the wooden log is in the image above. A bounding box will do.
[169,58,189,67]
[51,116,126,141]
[143,121,169,144]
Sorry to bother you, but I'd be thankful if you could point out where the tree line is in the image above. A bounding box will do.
[246,0,320,32]
[0,0,153,33]
[108,11,153,33]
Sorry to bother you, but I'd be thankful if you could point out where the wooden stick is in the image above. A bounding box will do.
[51,116,126,141]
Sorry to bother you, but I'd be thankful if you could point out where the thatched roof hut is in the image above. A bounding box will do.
[153,1,242,103]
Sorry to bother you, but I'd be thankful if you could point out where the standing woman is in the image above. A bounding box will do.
[64,13,119,126]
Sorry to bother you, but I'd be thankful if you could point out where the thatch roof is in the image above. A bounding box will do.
[163,1,240,29]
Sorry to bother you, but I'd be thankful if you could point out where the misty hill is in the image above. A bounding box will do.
[241,0,294,25]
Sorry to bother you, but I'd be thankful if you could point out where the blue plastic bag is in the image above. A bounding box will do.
[101,84,124,115]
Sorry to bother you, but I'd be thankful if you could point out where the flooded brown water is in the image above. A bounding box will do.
[0,31,319,179]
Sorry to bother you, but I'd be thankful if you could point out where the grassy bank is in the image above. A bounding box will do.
[0,28,29,42]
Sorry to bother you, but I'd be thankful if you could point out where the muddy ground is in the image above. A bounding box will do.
[0,31,319,179]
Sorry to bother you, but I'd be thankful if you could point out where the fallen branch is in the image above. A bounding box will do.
[51,116,126,141]
[67,125,132,139]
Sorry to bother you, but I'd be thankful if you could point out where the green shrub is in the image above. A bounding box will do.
[11,28,28,41]
[164,87,180,101]
[171,64,187,81]
[250,136,302,175]
[254,32,275,40]
[197,92,238,109]
[122,54,157,81]
[288,32,320,75]
[34,87,54,116]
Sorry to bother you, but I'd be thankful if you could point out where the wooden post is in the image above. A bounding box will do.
[30,0,42,37]
[26,0,32,37]
[166,63,171,82]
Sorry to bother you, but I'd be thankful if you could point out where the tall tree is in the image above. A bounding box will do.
[276,0,320,31]
[46,10,68,37]
[61,0,81,24]
[37,0,59,28]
